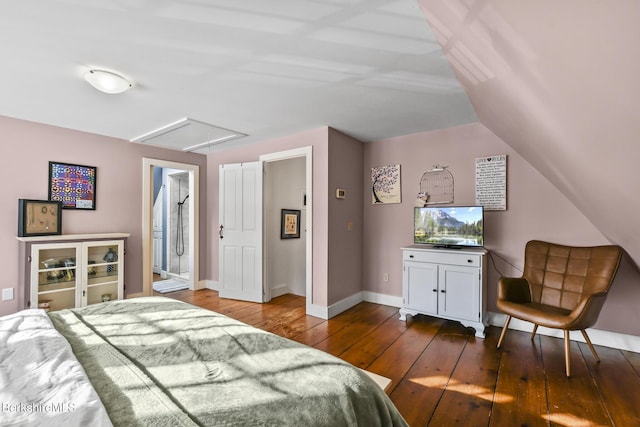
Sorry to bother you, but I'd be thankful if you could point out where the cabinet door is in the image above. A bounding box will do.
[83,240,124,306]
[403,261,438,315]
[31,243,81,311]
[438,264,480,322]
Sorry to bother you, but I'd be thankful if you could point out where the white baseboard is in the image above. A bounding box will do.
[320,291,402,320]
[363,291,402,308]
[328,292,364,318]
[306,303,329,319]
[270,284,289,299]
[488,312,640,353]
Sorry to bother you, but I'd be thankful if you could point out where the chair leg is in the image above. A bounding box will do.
[497,315,512,349]
[564,330,571,377]
[530,324,538,341]
[581,330,600,363]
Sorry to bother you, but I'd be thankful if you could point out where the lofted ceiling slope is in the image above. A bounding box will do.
[418,0,640,265]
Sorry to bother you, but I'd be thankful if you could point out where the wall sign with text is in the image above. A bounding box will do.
[475,155,507,211]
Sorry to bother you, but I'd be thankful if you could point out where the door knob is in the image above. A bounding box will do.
[219,225,224,239]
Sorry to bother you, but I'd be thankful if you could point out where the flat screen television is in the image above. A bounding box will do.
[414,206,484,248]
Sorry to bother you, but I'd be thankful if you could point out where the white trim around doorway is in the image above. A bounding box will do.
[260,147,317,315]
[140,158,200,297]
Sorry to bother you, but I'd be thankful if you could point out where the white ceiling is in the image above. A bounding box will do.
[0,0,476,153]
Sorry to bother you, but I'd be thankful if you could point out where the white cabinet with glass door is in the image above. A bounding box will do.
[83,240,124,305]
[18,233,128,312]
[29,242,82,311]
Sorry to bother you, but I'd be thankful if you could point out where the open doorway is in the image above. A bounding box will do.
[260,147,313,309]
[142,158,200,296]
[153,169,191,289]
[263,157,306,300]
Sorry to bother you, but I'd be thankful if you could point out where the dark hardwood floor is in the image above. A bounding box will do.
[157,289,640,427]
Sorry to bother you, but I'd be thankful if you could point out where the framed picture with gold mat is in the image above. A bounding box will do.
[18,199,62,237]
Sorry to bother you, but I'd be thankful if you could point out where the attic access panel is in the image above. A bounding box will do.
[130,118,246,152]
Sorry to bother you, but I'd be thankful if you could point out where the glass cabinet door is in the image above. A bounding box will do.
[32,243,80,311]
[84,241,123,306]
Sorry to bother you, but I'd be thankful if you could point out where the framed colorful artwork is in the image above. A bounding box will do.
[281,209,301,239]
[48,161,97,210]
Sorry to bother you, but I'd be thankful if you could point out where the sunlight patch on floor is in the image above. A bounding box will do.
[547,413,595,427]
[410,375,513,403]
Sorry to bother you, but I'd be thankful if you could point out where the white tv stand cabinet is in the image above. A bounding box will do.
[399,245,488,338]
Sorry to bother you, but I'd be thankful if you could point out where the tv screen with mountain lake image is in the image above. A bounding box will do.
[414,206,484,247]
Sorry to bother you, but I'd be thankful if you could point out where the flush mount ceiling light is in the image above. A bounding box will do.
[84,69,132,94]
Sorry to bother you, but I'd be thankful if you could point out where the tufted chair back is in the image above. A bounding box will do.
[523,240,623,312]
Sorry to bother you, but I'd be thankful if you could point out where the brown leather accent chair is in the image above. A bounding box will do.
[496,240,623,377]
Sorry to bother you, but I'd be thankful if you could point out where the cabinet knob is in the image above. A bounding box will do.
[467,259,473,263]
[409,255,414,258]
[432,289,437,292]
[440,290,446,293]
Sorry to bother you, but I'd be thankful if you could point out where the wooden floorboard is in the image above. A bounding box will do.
[156,289,640,427]
[428,326,501,426]
[540,335,612,426]
[390,321,471,426]
[339,312,410,369]
[580,343,640,427]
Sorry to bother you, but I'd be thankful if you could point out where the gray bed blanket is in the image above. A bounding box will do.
[49,297,408,427]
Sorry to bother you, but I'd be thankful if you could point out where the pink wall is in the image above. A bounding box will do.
[363,123,640,336]
[327,129,364,305]
[0,116,207,316]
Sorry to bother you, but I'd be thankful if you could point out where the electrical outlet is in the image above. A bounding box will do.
[383,273,389,282]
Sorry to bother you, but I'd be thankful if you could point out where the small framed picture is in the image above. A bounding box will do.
[18,199,63,237]
[281,209,301,239]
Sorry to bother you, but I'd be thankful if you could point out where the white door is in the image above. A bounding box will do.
[438,264,480,322]
[219,162,263,302]
[404,261,438,315]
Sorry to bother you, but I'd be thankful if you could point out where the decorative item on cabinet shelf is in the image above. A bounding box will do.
[64,258,76,280]
[38,300,51,312]
[103,248,118,274]
[88,260,97,275]
[101,293,112,302]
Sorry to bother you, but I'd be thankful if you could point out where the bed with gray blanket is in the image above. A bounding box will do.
[10,296,408,426]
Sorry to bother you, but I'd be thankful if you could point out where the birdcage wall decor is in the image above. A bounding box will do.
[417,165,454,206]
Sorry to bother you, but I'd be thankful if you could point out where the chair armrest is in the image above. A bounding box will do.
[567,292,608,330]
[498,277,532,303]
